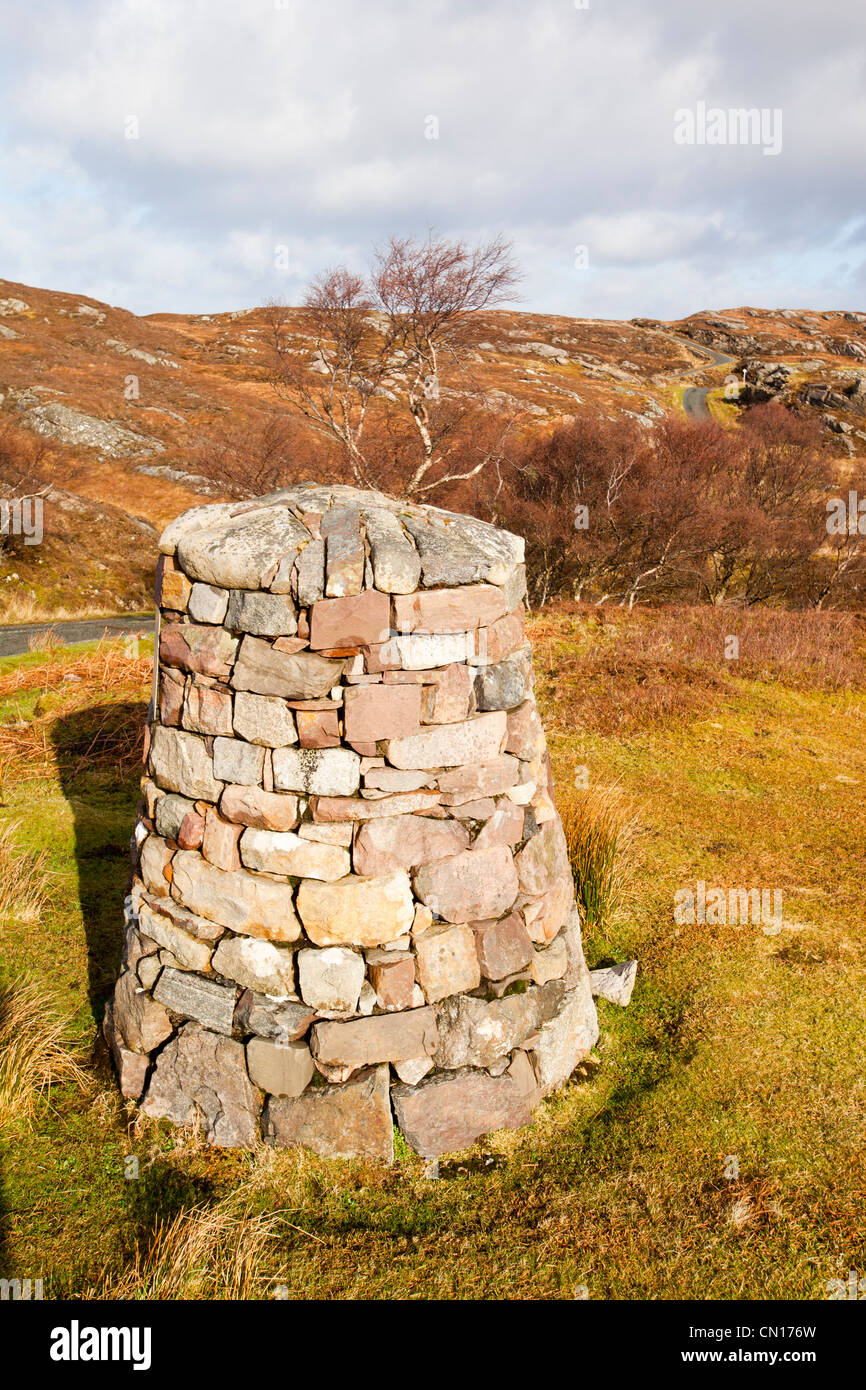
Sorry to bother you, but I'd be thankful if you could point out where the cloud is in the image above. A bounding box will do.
[0,0,863,317]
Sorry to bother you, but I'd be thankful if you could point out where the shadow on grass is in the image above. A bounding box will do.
[50,701,148,1027]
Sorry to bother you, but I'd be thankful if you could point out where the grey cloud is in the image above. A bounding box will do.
[0,0,862,318]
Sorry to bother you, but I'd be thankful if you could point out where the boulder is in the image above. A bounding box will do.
[155,789,198,839]
[246,1037,315,1097]
[590,959,638,1006]
[529,977,599,1095]
[113,969,173,1053]
[211,935,297,997]
[352,814,469,876]
[419,663,473,723]
[264,1065,393,1161]
[225,590,297,637]
[296,870,415,947]
[514,818,571,897]
[232,636,344,699]
[159,623,238,680]
[363,507,422,593]
[391,1068,532,1158]
[137,902,214,972]
[473,912,534,980]
[322,504,366,597]
[436,755,520,803]
[182,682,234,737]
[233,692,298,747]
[272,746,360,797]
[170,850,301,941]
[414,924,481,1003]
[153,966,237,1034]
[343,684,421,744]
[239,827,350,882]
[234,989,314,1041]
[433,985,564,1070]
[142,1023,261,1147]
[387,712,506,769]
[103,1001,150,1100]
[212,736,266,786]
[175,505,310,589]
[149,725,222,801]
[201,808,242,873]
[474,653,529,711]
[414,845,518,923]
[219,785,299,831]
[310,1008,437,1070]
[309,589,390,649]
[401,511,523,587]
[393,584,507,634]
[297,945,365,1013]
[139,834,174,897]
[188,582,229,625]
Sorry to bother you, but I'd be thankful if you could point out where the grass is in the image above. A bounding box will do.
[559,784,635,927]
[0,820,50,923]
[0,975,89,1128]
[83,1194,284,1300]
[0,617,863,1299]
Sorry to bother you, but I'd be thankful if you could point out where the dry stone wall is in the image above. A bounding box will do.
[106,484,598,1160]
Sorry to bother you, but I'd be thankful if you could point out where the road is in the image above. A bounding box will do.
[0,613,155,659]
[664,335,736,422]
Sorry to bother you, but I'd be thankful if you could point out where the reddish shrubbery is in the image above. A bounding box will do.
[490,404,866,610]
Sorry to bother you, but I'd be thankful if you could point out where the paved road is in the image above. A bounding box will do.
[0,613,155,659]
[682,385,712,420]
[664,335,736,422]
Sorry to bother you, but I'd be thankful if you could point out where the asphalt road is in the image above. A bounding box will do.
[681,385,712,420]
[668,336,736,422]
[0,613,155,659]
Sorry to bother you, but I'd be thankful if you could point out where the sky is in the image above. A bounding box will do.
[1,0,864,320]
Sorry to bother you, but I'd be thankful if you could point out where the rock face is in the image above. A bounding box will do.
[113,483,597,1159]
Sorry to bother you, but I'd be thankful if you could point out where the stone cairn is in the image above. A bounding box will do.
[105,484,598,1160]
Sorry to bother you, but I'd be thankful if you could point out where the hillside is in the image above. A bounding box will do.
[1,277,863,621]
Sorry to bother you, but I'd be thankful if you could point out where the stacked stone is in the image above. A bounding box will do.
[105,484,598,1160]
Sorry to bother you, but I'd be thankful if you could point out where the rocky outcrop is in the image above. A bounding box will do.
[111,483,598,1158]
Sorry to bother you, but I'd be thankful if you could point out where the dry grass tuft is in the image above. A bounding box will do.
[0,636,151,781]
[0,820,51,923]
[0,975,90,1127]
[88,1195,284,1301]
[559,784,636,928]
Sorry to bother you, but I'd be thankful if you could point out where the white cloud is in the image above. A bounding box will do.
[0,0,863,315]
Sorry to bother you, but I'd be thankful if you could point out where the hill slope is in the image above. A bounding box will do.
[1,278,862,620]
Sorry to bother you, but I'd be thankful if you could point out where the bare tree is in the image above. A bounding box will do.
[264,234,521,498]
[192,410,325,497]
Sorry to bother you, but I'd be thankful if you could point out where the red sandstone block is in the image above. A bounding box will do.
[343,683,421,745]
[297,708,341,749]
[393,584,507,634]
[201,807,242,872]
[177,810,205,850]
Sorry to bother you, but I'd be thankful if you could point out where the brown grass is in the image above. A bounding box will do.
[558,784,636,927]
[0,637,151,781]
[530,603,866,734]
[0,820,50,923]
[0,975,89,1127]
[86,1195,284,1300]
